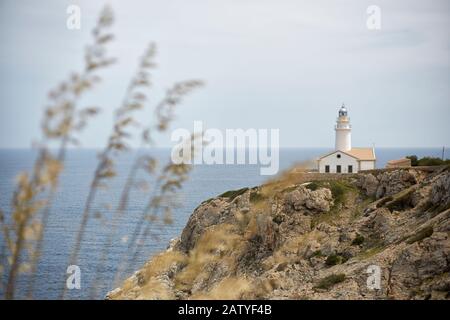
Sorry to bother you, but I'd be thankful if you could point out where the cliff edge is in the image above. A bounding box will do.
[108,166,450,300]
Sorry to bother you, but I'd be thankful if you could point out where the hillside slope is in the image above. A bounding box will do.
[108,166,450,300]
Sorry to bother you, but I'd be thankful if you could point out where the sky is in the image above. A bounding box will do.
[0,0,449,148]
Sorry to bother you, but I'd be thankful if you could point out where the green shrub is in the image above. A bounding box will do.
[310,250,323,258]
[407,155,450,167]
[201,198,215,205]
[406,155,418,166]
[325,253,343,266]
[219,187,249,201]
[305,182,319,191]
[330,183,345,203]
[249,191,265,203]
[314,274,346,290]
[352,234,365,246]
[418,157,450,166]
[329,181,355,207]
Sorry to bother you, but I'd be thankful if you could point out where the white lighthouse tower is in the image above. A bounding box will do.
[317,104,376,173]
[335,104,351,151]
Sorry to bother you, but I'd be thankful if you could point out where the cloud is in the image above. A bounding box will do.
[0,0,449,148]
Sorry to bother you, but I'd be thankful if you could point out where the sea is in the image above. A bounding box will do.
[0,147,445,299]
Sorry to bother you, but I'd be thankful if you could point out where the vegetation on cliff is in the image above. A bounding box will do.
[109,166,450,300]
[406,155,450,167]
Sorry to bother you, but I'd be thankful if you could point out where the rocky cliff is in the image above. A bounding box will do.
[108,166,450,300]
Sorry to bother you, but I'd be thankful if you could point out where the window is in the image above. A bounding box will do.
[336,165,341,173]
[336,154,341,159]
[348,165,353,173]
[325,165,330,173]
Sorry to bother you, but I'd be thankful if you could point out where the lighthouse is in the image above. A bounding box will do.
[317,104,376,173]
[335,104,351,151]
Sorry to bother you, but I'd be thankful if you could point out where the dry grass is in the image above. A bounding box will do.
[117,251,187,300]
[0,5,203,300]
[270,230,325,265]
[142,251,186,282]
[174,224,243,291]
[191,277,252,300]
[136,278,174,300]
[1,6,116,299]
[314,273,346,290]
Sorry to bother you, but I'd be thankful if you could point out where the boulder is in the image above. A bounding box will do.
[357,173,379,197]
[284,186,333,213]
[375,170,420,199]
[430,171,450,209]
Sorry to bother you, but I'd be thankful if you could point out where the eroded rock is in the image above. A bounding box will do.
[109,167,450,300]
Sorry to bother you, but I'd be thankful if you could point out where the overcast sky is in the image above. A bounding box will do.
[0,0,449,148]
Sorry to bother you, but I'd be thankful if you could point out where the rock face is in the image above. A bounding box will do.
[356,169,428,199]
[431,172,450,209]
[284,186,333,213]
[108,167,450,300]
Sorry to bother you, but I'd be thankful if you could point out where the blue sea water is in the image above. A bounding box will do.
[0,147,445,299]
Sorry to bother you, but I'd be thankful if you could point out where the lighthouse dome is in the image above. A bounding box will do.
[338,104,347,117]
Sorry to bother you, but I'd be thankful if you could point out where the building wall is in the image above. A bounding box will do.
[318,151,359,173]
[360,160,376,171]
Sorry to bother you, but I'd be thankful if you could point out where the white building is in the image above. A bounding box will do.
[317,105,376,173]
